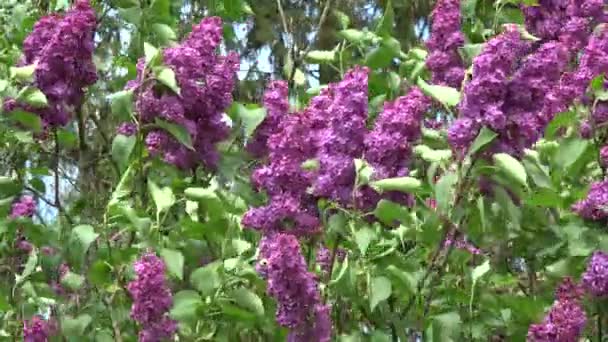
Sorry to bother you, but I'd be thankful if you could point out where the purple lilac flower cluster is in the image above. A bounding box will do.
[572,180,608,221]
[257,234,330,342]
[443,229,483,255]
[545,27,608,134]
[311,67,369,205]
[3,0,97,129]
[582,251,608,297]
[449,26,574,156]
[316,244,347,275]
[23,316,52,342]
[247,81,290,158]
[129,17,238,170]
[527,278,587,341]
[127,253,177,342]
[523,0,604,50]
[117,122,137,136]
[426,0,465,88]
[242,110,319,236]
[10,195,36,219]
[358,88,431,210]
[448,28,530,155]
[243,69,370,235]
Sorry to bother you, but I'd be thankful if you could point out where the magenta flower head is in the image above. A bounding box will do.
[358,87,431,210]
[130,17,238,170]
[582,251,608,297]
[572,180,608,221]
[247,80,290,158]
[23,315,51,342]
[127,252,177,342]
[117,122,137,136]
[4,0,97,129]
[523,0,604,49]
[257,233,331,341]
[449,27,530,154]
[527,278,587,342]
[543,26,608,124]
[10,195,36,219]
[311,66,369,206]
[426,0,465,88]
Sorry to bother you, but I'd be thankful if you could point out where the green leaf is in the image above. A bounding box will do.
[339,29,374,43]
[16,87,48,108]
[61,272,85,291]
[334,9,350,29]
[148,180,175,219]
[88,260,112,286]
[417,78,460,107]
[432,312,462,340]
[154,118,194,150]
[118,7,142,25]
[385,265,416,294]
[370,276,391,311]
[414,146,453,163]
[62,314,92,337]
[0,79,8,92]
[493,153,527,188]
[170,290,202,321]
[184,187,218,201]
[305,50,337,63]
[108,89,134,117]
[223,0,244,18]
[231,103,267,137]
[329,255,349,285]
[467,126,497,156]
[154,66,180,95]
[370,177,421,193]
[8,110,42,132]
[57,129,78,148]
[355,158,374,187]
[9,64,36,82]
[112,134,136,172]
[71,225,99,253]
[545,110,576,140]
[355,227,376,255]
[190,261,222,297]
[232,239,252,255]
[375,0,394,36]
[230,288,264,316]
[526,188,561,207]
[301,159,320,171]
[554,139,588,171]
[435,172,458,215]
[152,23,176,44]
[161,248,184,280]
[373,199,408,226]
[144,42,161,66]
[15,249,37,286]
[471,259,490,284]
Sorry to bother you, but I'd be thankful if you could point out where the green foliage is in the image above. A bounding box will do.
[0,0,605,341]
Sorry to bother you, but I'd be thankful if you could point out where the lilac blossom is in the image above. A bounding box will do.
[247,80,289,158]
[257,233,331,341]
[130,17,238,170]
[23,316,51,342]
[582,251,608,297]
[10,195,36,219]
[3,1,97,129]
[572,179,608,221]
[358,87,431,210]
[527,278,587,342]
[127,253,177,342]
[117,122,137,136]
[426,0,465,88]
